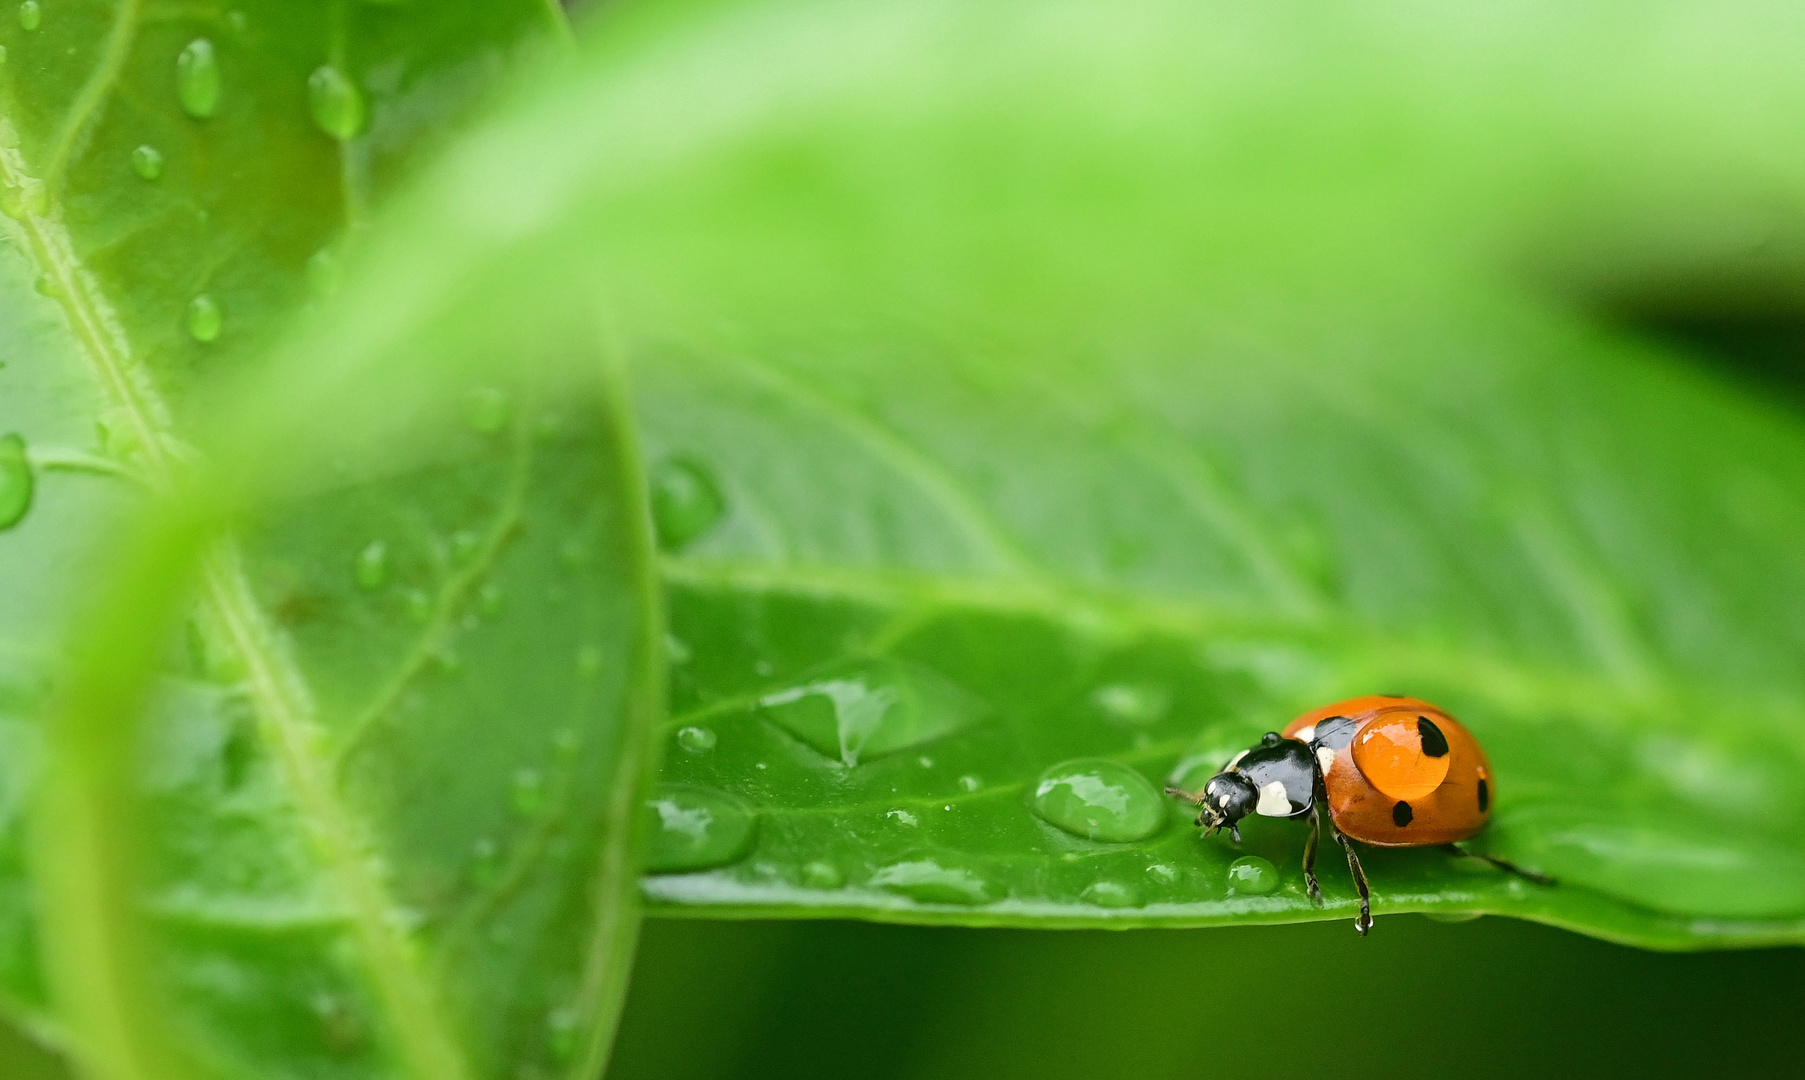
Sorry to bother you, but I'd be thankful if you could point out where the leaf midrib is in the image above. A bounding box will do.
[2,53,472,1080]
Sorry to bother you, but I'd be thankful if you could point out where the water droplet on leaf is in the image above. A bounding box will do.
[17,2,39,31]
[1226,856,1279,896]
[307,64,364,139]
[0,434,34,530]
[957,774,981,792]
[1090,682,1171,726]
[801,861,843,889]
[758,656,983,767]
[870,858,996,905]
[1029,758,1165,843]
[886,808,918,827]
[511,768,544,817]
[187,293,222,342]
[644,784,758,873]
[177,39,221,120]
[353,540,388,591]
[131,145,164,180]
[676,726,716,754]
[649,458,724,550]
[1080,880,1142,908]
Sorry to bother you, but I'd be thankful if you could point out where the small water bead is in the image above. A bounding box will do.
[464,386,512,435]
[758,656,982,767]
[801,861,843,889]
[1080,880,1142,908]
[511,768,545,817]
[17,2,39,31]
[956,774,981,792]
[307,246,341,297]
[1146,863,1179,886]
[469,837,501,885]
[675,726,717,754]
[649,458,724,551]
[1226,856,1279,896]
[187,293,222,342]
[886,808,918,827]
[131,145,164,181]
[353,540,389,591]
[1029,758,1166,843]
[1090,682,1171,726]
[644,783,758,873]
[176,39,221,120]
[307,65,365,139]
[0,433,33,530]
[869,858,996,905]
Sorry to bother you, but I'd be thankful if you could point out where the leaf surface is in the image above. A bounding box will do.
[1,3,665,1079]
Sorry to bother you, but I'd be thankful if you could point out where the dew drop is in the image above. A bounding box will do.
[17,1,39,31]
[176,39,221,120]
[131,145,164,181]
[956,774,981,792]
[307,65,365,139]
[1146,863,1179,886]
[1029,758,1165,843]
[463,387,512,435]
[801,861,843,889]
[0,433,34,531]
[469,837,501,885]
[886,808,918,827]
[675,726,717,754]
[510,768,545,817]
[758,656,983,767]
[649,458,724,551]
[1226,856,1279,896]
[186,293,222,342]
[307,246,341,297]
[644,783,758,873]
[353,540,388,591]
[870,858,996,905]
[1090,682,1171,726]
[1080,880,1142,908]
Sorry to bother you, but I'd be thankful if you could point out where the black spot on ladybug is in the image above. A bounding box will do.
[1392,801,1413,827]
[1477,778,1489,813]
[1416,716,1449,758]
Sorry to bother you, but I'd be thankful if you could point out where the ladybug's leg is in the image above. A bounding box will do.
[1440,844,1556,886]
[1334,832,1373,935]
[1302,801,1322,905]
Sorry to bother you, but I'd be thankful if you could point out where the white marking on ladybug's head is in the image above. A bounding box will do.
[1294,725,1317,744]
[1256,780,1291,817]
[1317,746,1335,775]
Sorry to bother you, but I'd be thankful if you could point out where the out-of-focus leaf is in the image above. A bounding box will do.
[0,3,666,1079]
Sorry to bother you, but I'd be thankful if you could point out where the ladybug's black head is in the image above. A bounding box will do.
[1199,771,1258,841]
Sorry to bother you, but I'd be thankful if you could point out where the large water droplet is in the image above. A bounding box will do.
[464,386,512,434]
[1028,758,1165,843]
[758,656,983,767]
[1080,880,1142,908]
[675,726,717,754]
[353,540,388,591]
[1226,856,1279,896]
[176,39,221,119]
[187,293,222,342]
[17,1,39,31]
[649,458,724,551]
[131,145,164,181]
[307,65,365,139]
[0,433,34,530]
[869,857,996,905]
[644,784,758,873]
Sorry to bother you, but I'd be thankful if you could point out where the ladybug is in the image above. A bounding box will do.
[1166,695,1550,934]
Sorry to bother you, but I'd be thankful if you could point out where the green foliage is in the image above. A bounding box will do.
[4,0,1805,1077]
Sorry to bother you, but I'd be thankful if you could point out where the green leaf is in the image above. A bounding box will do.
[0,2,666,1078]
[552,0,1803,947]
